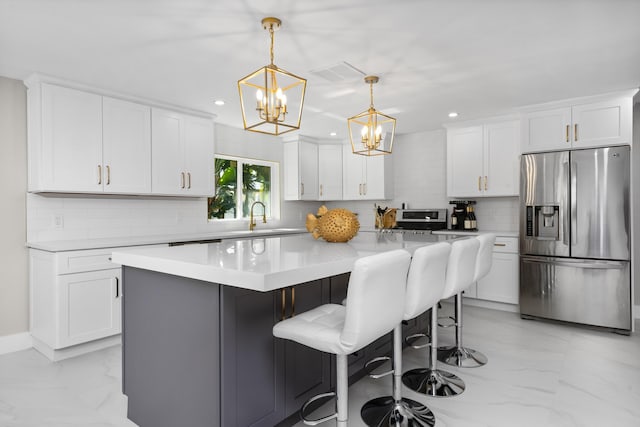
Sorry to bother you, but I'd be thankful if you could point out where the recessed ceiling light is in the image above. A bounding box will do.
[214,100,225,106]
[448,112,458,118]
[330,132,337,136]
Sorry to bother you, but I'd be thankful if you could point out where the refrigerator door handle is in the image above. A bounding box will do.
[562,161,570,246]
[521,256,625,270]
[570,161,577,246]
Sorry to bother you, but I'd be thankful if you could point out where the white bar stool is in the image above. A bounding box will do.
[273,249,411,427]
[360,242,451,426]
[438,234,495,368]
[402,237,479,397]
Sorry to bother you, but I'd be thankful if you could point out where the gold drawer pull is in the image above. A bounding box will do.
[494,243,507,247]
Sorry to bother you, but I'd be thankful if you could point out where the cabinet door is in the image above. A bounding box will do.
[102,97,151,194]
[318,145,342,200]
[299,142,319,200]
[57,268,121,348]
[40,83,103,192]
[220,287,285,427]
[483,121,520,196]
[477,252,519,304]
[571,98,632,148]
[521,107,572,153]
[362,154,392,200]
[184,116,214,196]
[284,281,331,415]
[447,126,484,197]
[151,108,185,195]
[342,144,365,200]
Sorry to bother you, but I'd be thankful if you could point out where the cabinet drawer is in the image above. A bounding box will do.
[492,237,518,254]
[56,244,166,274]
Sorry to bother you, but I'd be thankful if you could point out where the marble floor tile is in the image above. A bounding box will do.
[1,305,638,427]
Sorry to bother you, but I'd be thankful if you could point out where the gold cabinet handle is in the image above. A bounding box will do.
[97,165,102,185]
[478,176,481,191]
[320,184,323,197]
[484,176,488,191]
[106,165,110,185]
[494,243,507,247]
[187,172,191,189]
[363,183,367,195]
[574,124,578,142]
[281,288,286,321]
[181,172,185,189]
[301,182,304,196]
[291,287,296,317]
[566,124,570,143]
[359,183,362,195]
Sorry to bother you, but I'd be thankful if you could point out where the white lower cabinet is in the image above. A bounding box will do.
[465,236,519,305]
[30,245,164,360]
[57,269,121,348]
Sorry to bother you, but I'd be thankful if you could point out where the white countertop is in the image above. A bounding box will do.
[26,227,307,252]
[112,231,459,292]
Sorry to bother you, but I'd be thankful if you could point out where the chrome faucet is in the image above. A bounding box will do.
[249,201,267,231]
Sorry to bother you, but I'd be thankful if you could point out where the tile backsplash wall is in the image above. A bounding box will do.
[26,193,314,242]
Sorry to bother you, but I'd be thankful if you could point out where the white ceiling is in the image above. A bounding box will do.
[1,0,640,139]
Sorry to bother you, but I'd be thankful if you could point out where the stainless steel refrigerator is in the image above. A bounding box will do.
[519,146,631,333]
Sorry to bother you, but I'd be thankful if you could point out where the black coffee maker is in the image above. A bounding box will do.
[449,200,477,231]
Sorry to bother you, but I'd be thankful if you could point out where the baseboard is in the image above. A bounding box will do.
[0,332,33,355]
[32,335,121,362]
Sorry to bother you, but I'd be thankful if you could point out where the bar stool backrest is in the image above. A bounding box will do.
[403,242,451,320]
[473,234,496,282]
[340,249,411,352]
[441,238,480,300]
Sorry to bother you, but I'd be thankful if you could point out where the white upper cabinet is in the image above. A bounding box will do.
[102,97,151,193]
[447,120,519,198]
[521,94,633,153]
[26,75,214,196]
[318,145,342,200]
[151,108,214,196]
[342,144,393,200]
[34,83,104,192]
[283,139,319,200]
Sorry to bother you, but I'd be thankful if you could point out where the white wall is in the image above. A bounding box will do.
[26,124,315,242]
[0,76,28,337]
[327,129,519,231]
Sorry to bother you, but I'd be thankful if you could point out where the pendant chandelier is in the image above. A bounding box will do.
[347,75,396,156]
[238,17,307,136]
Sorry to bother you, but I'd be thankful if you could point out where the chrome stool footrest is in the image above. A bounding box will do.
[437,345,487,368]
[301,392,338,426]
[361,396,435,427]
[402,368,465,397]
[364,356,393,379]
[437,315,456,328]
[405,333,431,350]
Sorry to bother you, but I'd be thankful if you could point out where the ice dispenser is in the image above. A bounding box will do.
[525,205,559,240]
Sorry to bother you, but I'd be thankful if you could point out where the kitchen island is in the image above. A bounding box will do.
[111,232,455,427]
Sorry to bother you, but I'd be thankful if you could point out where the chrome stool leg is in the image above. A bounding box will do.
[361,325,435,426]
[438,294,487,368]
[402,306,465,397]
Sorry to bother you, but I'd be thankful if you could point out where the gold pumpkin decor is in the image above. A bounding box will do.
[306,205,360,242]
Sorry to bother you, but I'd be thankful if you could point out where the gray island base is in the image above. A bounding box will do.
[114,233,450,426]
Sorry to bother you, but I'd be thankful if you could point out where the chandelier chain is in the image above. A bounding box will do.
[269,25,275,65]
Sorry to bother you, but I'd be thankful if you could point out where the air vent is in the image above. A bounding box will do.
[309,61,365,82]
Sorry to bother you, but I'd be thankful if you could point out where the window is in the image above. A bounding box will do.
[208,155,279,221]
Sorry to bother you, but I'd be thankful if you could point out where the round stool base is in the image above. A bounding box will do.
[361,396,435,427]
[438,346,488,368]
[401,368,465,397]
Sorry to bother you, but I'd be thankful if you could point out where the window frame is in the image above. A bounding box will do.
[208,154,280,222]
